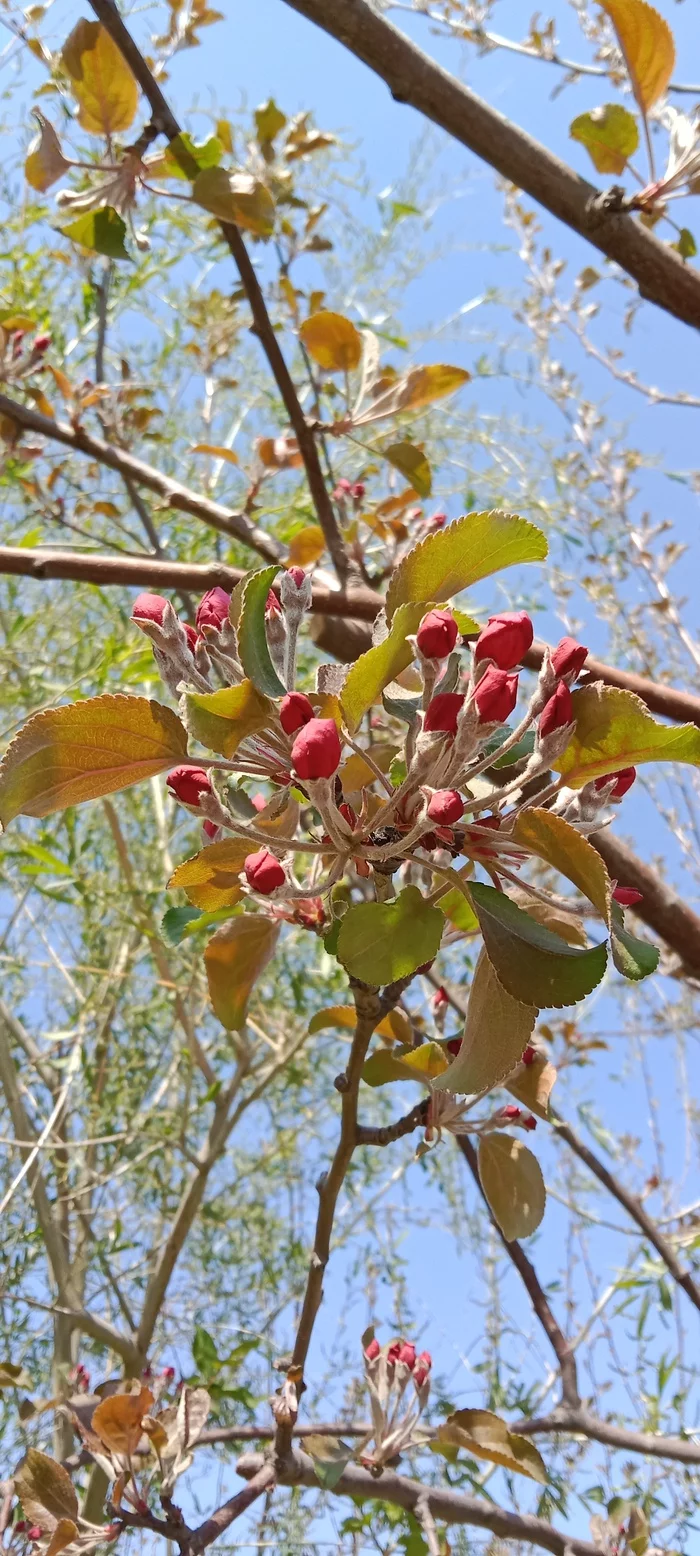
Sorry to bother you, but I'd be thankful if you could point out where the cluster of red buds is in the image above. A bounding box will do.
[361,1332,433,1470]
[332,476,366,505]
[0,326,50,387]
[69,1361,90,1392]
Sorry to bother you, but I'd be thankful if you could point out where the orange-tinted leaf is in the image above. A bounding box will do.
[299,311,362,372]
[601,0,675,113]
[14,1450,78,1529]
[92,1386,154,1456]
[61,19,138,135]
[205,914,279,1029]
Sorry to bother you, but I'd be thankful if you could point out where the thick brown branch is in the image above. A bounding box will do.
[518,1407,700,1466]
[280,0,700,332]
[456,1135,580,1407]
[236,1449,599,1556]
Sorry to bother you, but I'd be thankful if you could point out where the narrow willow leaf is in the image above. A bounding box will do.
[61,19,138,135]
[299,310,362,371]
[554,685,700,788]
[383,441,432,497]
[184,681,274,759]
[386,510,547,619]
[340,602,428,732]
[432,1408,547,1483]
[601,0,675,113]
[205,914,279,1030]
[236,566,286,697]
[433,950,537,1097]
[14,1448,79,1529]
[60,206,130,261]
[362,1039,449,1088]
[337,885,444,985]
[0,695,187,827]
[478,1132,546,1240]
[570,104,639,173]
[469,882,608,1009]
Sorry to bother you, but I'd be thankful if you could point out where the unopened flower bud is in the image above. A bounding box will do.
[266,588,281,615]
[551,636,588,681]
[538,681,573,738]
[28,1529,43,1543]
[351,481,365,501]
[416,608,459,661]
[364,1337,380,1361]
[251,793,268,812]
[432,985,449,1011]
[196,587,231,632]
[523,1114,537,1131]
[501,1104,521,1121]
[475,610,533,670]
[12,330,25,358]
[612,885,643,906]
[446,1036,461,1055]
[280,691,314,734]
[386,1340,402,1365]
[161,1365,176,1380]
[474,666,518,724]
[287,566,306,588]
[166,766,212,808]
[291,718,342,780]
[427,789,464,825]
[521,1044,537,1065]
[32,333,50,353]
[594,766,636,800]
[244,848,286,894]
[423,692,464,735]
[427,509,447,528]
[414,1351,431,1387]
[332,478,352,499]
[398,1342,416,1368]
[132,591,168,625]
[183,623,198,653]
[338,802,357,829]
[15,1521,27,1534]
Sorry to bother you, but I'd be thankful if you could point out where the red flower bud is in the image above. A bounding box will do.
[291,717,342,780]
[501,1104,521,1121]
[166,766,212,808]
[364,1337,380,1361]
[244,848,286,894]
[287,566,306,588]
[551,636,588,681]
[251,793,268,812]
[446,1037,461,1055]
[427,789,464,825]
[161,1365,176,1380]
[12,331,25,358]
[339,803,357,828]
[387,1340,402,1365]
[351,481,366,501]
[132,591,168,625]
[398,1342,416,1369]
[332,478,352,499]
[538,681,573,738]
[266,589,281,615]
[521,1044,537,1066]
[612,885,643,906]
[475,610,533,670]
[523,1114,537,1131]
[432,985,449,1010]
[594,766,636,800]
[32,333,50,353]
[423,692,464,735]
[183,623,198,653]
[28,1529,43,1542]
[280,691,314,734]
[15,1521,27,1533]
[474,666,518,724]
[195,586,231,632]
[427,509,447,528]
[413,1351,432,1387]
[416,608,459,661]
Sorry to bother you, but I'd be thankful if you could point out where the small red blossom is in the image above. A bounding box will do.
[474,666,518,723]
[132,591,168,625]
[28,1530,43,1543]
[551,636,588,680]
[423,692,464,734]
[539,681,573,738]
[244,848,286,895]
[475,610,533,670]
[427,509,447,528]
[167,766,212,808]
[432,985,449,1010]
[280,691,314,734]
[196,587,231,632]
[613,885,643,906]
[416,608,459,660]
[161,1365,176,1380]
[351,481,366,501]
[427,789,464,825]
[291,718,342,780]
[501,1104,522,1121]
[595,766,636,799]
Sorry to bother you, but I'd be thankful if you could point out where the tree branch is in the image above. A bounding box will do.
[355,1097,429,1146]
[279,0,700,332]
[188,1462,276,1553]
[518,1406,700,1466]
[592,830,700,979]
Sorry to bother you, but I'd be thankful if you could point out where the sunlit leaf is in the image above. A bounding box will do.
[337,885,444,985]
[304,1435,353,1490]
[386,510,547,619]
[601,0,675,113]
[433,950,537,1097]
[25,111,71,191]
[192,169,275,237]
[92,1387,154,1456]
[554,685,700,788]
[355,364,470,425]
[61,19,138,135]
[432,1408,547,1482]
[0,1360,31,1388]
[340,602,428,731]
[255,98,286,145]
[469,882,608,1009]
[169,839,250,910]
[570,104,639,174]
[236,566,286,698]
[190,443,239,464]
[60,206,130,261]
[508,1051,557,1119]
[383,441,432,497]
[146,133,222,181]
[362,1039,448,1087]
[0,695,187,827]
[184,681,274,759]
[44,1520,78,1556]
[514,808,611,920]
[14,1449,78,1529]
[299,310,362,372]
[478,1132,546,1240]
[288,524,326,566]
[439,885,479,934]
[609,901,660,981]
[205,914,279,1029]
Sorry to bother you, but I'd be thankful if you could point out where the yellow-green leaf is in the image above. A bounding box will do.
[554,685,700,788]
[340,602,427,732]
[185,680,274,759]
[25,111,71,191]
[288,524,326,566]
[383,441,432,498]
[432,1408,547,1483]
[61,206,131,261]
[570,104,639,174]
[192,169,275,237]
[61,19,138,136]
[0,695,187,827]
[337,886,445,985]
[299,310,362,372]
[514,808,611,920]
[205,914,279,1029]
[439,885,479,935]
[308,1005,401,1041]
[601,0,675,113]
[386,510,547,620]
[169,839,249,910]
[363,1040,449,1088]
[14,1448,79,1530]
[478,1132,546,1240]
[433,950,537,1097]
[355,364,470,426]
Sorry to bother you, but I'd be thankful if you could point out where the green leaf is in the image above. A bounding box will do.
[192,169,275,236]
[193,1326,220,1377]
[610,902,660,981]
[383,441,432,497]
[570,104,639,174]
[162,905,203,944]
[184,680,274,759]
[255,98,287,145]
[336,885,444,985]
[205,914,279,1030]
[478,1132,546,1240]
[60,206,130,260]
[362,1040,449,1087]
[554,685,700,788]
[469,882,608,1008]
[675,227,697,260]
[148,132,222,180]
[386,510,547,619]
[305,1435,353,1490]
[439,885,479,934]
[341,603,428,732]
[0,695,187,827]
[433,950,537,1096]
[432,1408,547,1482]
[236,566,286,697]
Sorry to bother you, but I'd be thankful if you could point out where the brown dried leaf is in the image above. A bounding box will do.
[14,1450,79,1531]
[92,1385,154,1456]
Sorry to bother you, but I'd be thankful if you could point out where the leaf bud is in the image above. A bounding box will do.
[474,610,533,670]
[291,717,342,780]
[280,690,314,734]
[474,666,518,724]
[244,848,286,895]
[427,789,464,825]
[166,765,213,808]
[416,608,459,661]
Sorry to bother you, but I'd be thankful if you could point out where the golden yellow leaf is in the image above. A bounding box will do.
[190,443,239,465]
[478,1132,546,1240]
[45,1521,78,1556]
[433,1409,547,1482]
[25,111,71,191]
[299,310,362,372]
[184,680,274,759]
[205,914,279,1029]
[169,839,249,910]
[601,0,675,113]
[288,524,326,566]
[61,19,138,136]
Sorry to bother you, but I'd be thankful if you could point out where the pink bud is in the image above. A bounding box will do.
[523,1114,537,1131]
[161,1365,176,1380]
[332,478,352,499]
[183,623,198,654]
[432,985,449,1010]
[32,333,50,353]
[195,586,231,632]
[474,666,519,724]
[474,610,533,670]
[28,1529,43,1543]
[287,566,306,589]
[266,589,281,615]
[413,1351,432,1387]
[551,636,588,681]
[251,793,268,812]
[446,1036,461,1055]
[166,765,213,808]
[351,481,366,501]
[291,717,342,780]
[501,1104,521,1121]
[280,691,314,735]
[203,819,219,840]
[416,608,459,661]
[521,1044,537,1066]
[612,885,643,906]
[244,848,286,895]
[12,331,25,359]
[594,766,636,800]
[398,1342,416,1368]
[423,692,464,735]
[339,802,357,828]
[427,509,447,528]
[538,681,573,738]
[364,1337,381,1361]
[386,1340,402,1365]
[132,591,168,625]
[15,1522,27,1533]
[427,789,464,825]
